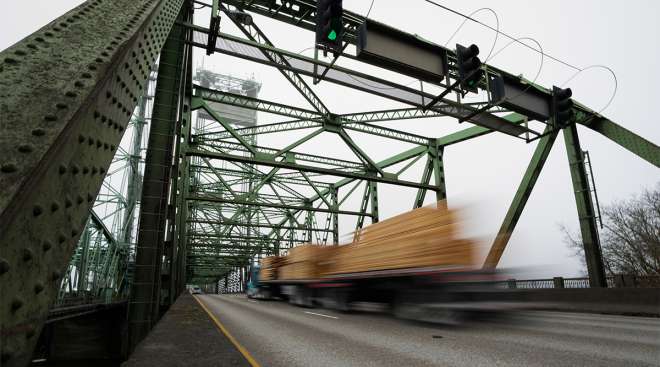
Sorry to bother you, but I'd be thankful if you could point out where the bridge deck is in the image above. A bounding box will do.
[123,293,251,367]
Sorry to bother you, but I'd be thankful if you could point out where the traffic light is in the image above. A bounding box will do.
[456,43,483,93]
[316,0,343,54]
[552,86,574,127]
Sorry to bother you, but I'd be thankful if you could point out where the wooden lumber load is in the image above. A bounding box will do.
[273,202,478,281]
[278,245,335,280]
[324,203,477,275]
[260,256,284,281]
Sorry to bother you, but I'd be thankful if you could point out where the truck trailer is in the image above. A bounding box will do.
[246,203,510,323]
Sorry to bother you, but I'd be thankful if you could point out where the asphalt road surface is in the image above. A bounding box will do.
[198,294,660,367]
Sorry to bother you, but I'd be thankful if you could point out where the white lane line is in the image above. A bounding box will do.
[304,311,339,319]
[248,300,258,303]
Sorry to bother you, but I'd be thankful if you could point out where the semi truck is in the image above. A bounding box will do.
[246,203,510,323]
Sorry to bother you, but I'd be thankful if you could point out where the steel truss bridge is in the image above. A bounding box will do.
[0,0,658,365]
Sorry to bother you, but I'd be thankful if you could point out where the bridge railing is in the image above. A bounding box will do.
[499,275,660,289]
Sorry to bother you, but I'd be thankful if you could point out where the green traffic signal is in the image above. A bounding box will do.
[327,30,337,41]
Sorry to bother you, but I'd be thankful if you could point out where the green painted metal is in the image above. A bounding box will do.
[219,3,330,115]
[431,144,447,202]
[0,0,184,364]
[483,126,559,269]
[3,2,659,363]
[580,117,660,168]
[437,113,527,146]
[129,3,191,350]
[195,85,322,120]
[563,124,607,287]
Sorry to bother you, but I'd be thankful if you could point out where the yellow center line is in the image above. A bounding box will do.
[193,295,262,367]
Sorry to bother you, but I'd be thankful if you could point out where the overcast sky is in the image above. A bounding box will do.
[3,1,658,277]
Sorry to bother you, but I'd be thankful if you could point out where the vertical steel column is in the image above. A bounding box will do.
[483,126,558,269]
[414,156,434,208]
[431,145,447,202]
[170,47,193,300]
[369,181,379,223]
[563,124,607,287]
[129,4,191,349]
[331,186,339,245]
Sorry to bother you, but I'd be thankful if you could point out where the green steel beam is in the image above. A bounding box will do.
[187,148,437,191]
[129,4,190,350]
[563,124,607,287]
[219,3,330,115]
[338,129,385,177]
[431,144,447,202]
[188,195,374,217]
[186,24,536,138]
[413,156,434,209]
[196,139,364,170]
[194,85,323,120]
[193,98,258,155]
[580,117,660,168]
[437,113,527,146]
[483,125,559,269]
[0,0,185,364]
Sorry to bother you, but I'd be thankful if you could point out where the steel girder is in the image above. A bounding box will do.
[483,126,559,269]
[563,124,607,287]
[129,3,192,350]
[0,0,185,364]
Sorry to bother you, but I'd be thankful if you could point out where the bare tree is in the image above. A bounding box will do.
[562,183,660,276]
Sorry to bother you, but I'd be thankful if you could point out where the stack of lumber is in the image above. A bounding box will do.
[260,256,284,280]
[325,203,476,275]
[278,245,334,280]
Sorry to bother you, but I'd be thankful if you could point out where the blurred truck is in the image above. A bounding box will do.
[247,203,507,323]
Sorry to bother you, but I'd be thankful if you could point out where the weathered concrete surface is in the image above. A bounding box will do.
[122,293,250,367]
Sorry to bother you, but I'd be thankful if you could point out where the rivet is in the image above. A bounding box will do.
[42,240,52,252]
[65,91,77,98]
[56,103,68,110]
[32,128,46,136]
[18,144,33,153]
[4,57,18,64]
[11,298,23,312]
[71,165,79,174]
[71,228,79,237]
[1,164,17,173]
[92,167,98,175]
[34,282,44,294]
[0,259,9,275]
[76,195,84,205]
[44,114,57,121]
[51,202,60,212]
[58,233,66,244]
[78,135,85,143]
[83,167,89,174]
[87,193,94,202]
[33,205,43,216]
[74,81,84,88]
[64,197,72,208]
[14,50,27,56]
[88,137,94,145]
[82,72,92,79]
[22,249,33,262]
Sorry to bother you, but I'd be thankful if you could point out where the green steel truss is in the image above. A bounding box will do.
[1,0,659,363]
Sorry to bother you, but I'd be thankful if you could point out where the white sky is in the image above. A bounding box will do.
[3,1,658,277]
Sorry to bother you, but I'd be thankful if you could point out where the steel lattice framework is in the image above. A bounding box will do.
[0,0,658,365]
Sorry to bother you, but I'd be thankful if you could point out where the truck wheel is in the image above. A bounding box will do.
[333,289,351,313]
